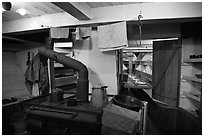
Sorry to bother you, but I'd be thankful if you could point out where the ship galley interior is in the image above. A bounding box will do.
[2,2,202,135]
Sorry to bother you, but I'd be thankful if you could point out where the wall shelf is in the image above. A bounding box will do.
[183,76,202,83]
[55,75,77,87]
[183,92,200,102]
[124,82,152,89]
[183,58,202,63]
[123,47,153,53]
[189,90,201,96]
[123,60,152,65]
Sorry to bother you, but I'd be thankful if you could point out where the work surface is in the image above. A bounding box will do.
[21,94,103,134]
[22,94,102,124]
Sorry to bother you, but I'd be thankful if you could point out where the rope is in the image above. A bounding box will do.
[138,14,143,47]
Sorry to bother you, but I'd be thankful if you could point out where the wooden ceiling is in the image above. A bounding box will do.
[2,2,201,52]
[2,2,64,22]
[2,2,142,52]
[86,2,138,8]
[2,2,140,22]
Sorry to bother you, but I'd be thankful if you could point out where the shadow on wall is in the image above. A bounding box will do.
[89,68,105,87]
[74,37,92,51]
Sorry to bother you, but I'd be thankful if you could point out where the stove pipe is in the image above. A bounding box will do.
[38,47,89,102]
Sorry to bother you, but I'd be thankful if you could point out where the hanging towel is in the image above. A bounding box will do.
[98,22,128,52]
[24,53,49,96]
[79,27,92,39]
[32,83,39,96]
[75,27,80,41]
[50,27,69,39]
[75,27,92,41]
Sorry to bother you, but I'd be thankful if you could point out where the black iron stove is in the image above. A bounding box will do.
[21,94,102,135]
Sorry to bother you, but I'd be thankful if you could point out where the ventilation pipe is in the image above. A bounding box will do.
[38,47,89,102]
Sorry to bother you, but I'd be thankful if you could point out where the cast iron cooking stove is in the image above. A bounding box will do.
[21,94,102,134]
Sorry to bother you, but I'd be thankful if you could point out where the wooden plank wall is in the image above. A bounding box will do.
[2,52,30,98]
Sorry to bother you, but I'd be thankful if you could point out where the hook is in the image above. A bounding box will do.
[138,14,143,26]
[138,13,143,47]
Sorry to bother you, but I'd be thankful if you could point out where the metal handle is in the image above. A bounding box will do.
[30,106,78,118]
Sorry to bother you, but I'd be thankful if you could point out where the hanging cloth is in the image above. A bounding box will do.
[50,27,69,39]
[75,27,92,41]
[24,53,49,96]
[98,22,128,52]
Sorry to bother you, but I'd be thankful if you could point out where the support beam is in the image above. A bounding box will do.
[3,36,45,47]
[2,43,40,52]
[3,43,25,52]
[52,2,91,20]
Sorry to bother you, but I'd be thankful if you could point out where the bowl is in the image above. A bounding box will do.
[112,94,143,111]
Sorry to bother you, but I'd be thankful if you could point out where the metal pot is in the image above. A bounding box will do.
[91,85,108,108]
[49,88,64,103]
[113,94,143,112]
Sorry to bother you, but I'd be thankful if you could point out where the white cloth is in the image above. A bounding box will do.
[50,27,69,39]
[32,83,39,96]
[98,22,128,52]
[75,27,92,41]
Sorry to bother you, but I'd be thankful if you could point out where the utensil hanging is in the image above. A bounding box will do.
[138,13,143,47]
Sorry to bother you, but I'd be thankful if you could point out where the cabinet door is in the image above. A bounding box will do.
[152,39,181,107]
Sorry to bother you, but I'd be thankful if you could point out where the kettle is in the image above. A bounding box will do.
[49,88,64,103]
[90,84,108,109]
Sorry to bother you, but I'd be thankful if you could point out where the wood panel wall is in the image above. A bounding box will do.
[2,52,30,98]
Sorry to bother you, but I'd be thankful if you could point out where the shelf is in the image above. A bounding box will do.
[123,60,152,65]
[123,47,153,53]
[134,69,152,82]
[123,81,152,89]
[135,60,152,66]
[55,75,77,87]
[189,91,201,96]
[183,92,200,102]
[183,76,202,83]
[183,58,202,63]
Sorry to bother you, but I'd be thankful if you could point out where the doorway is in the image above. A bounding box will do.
[118,38,181,108]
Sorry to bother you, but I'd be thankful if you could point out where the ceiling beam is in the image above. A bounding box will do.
[2,2,201,34]
[3,35,45,47]
[52,2,91,20]
[2,43,29,52]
